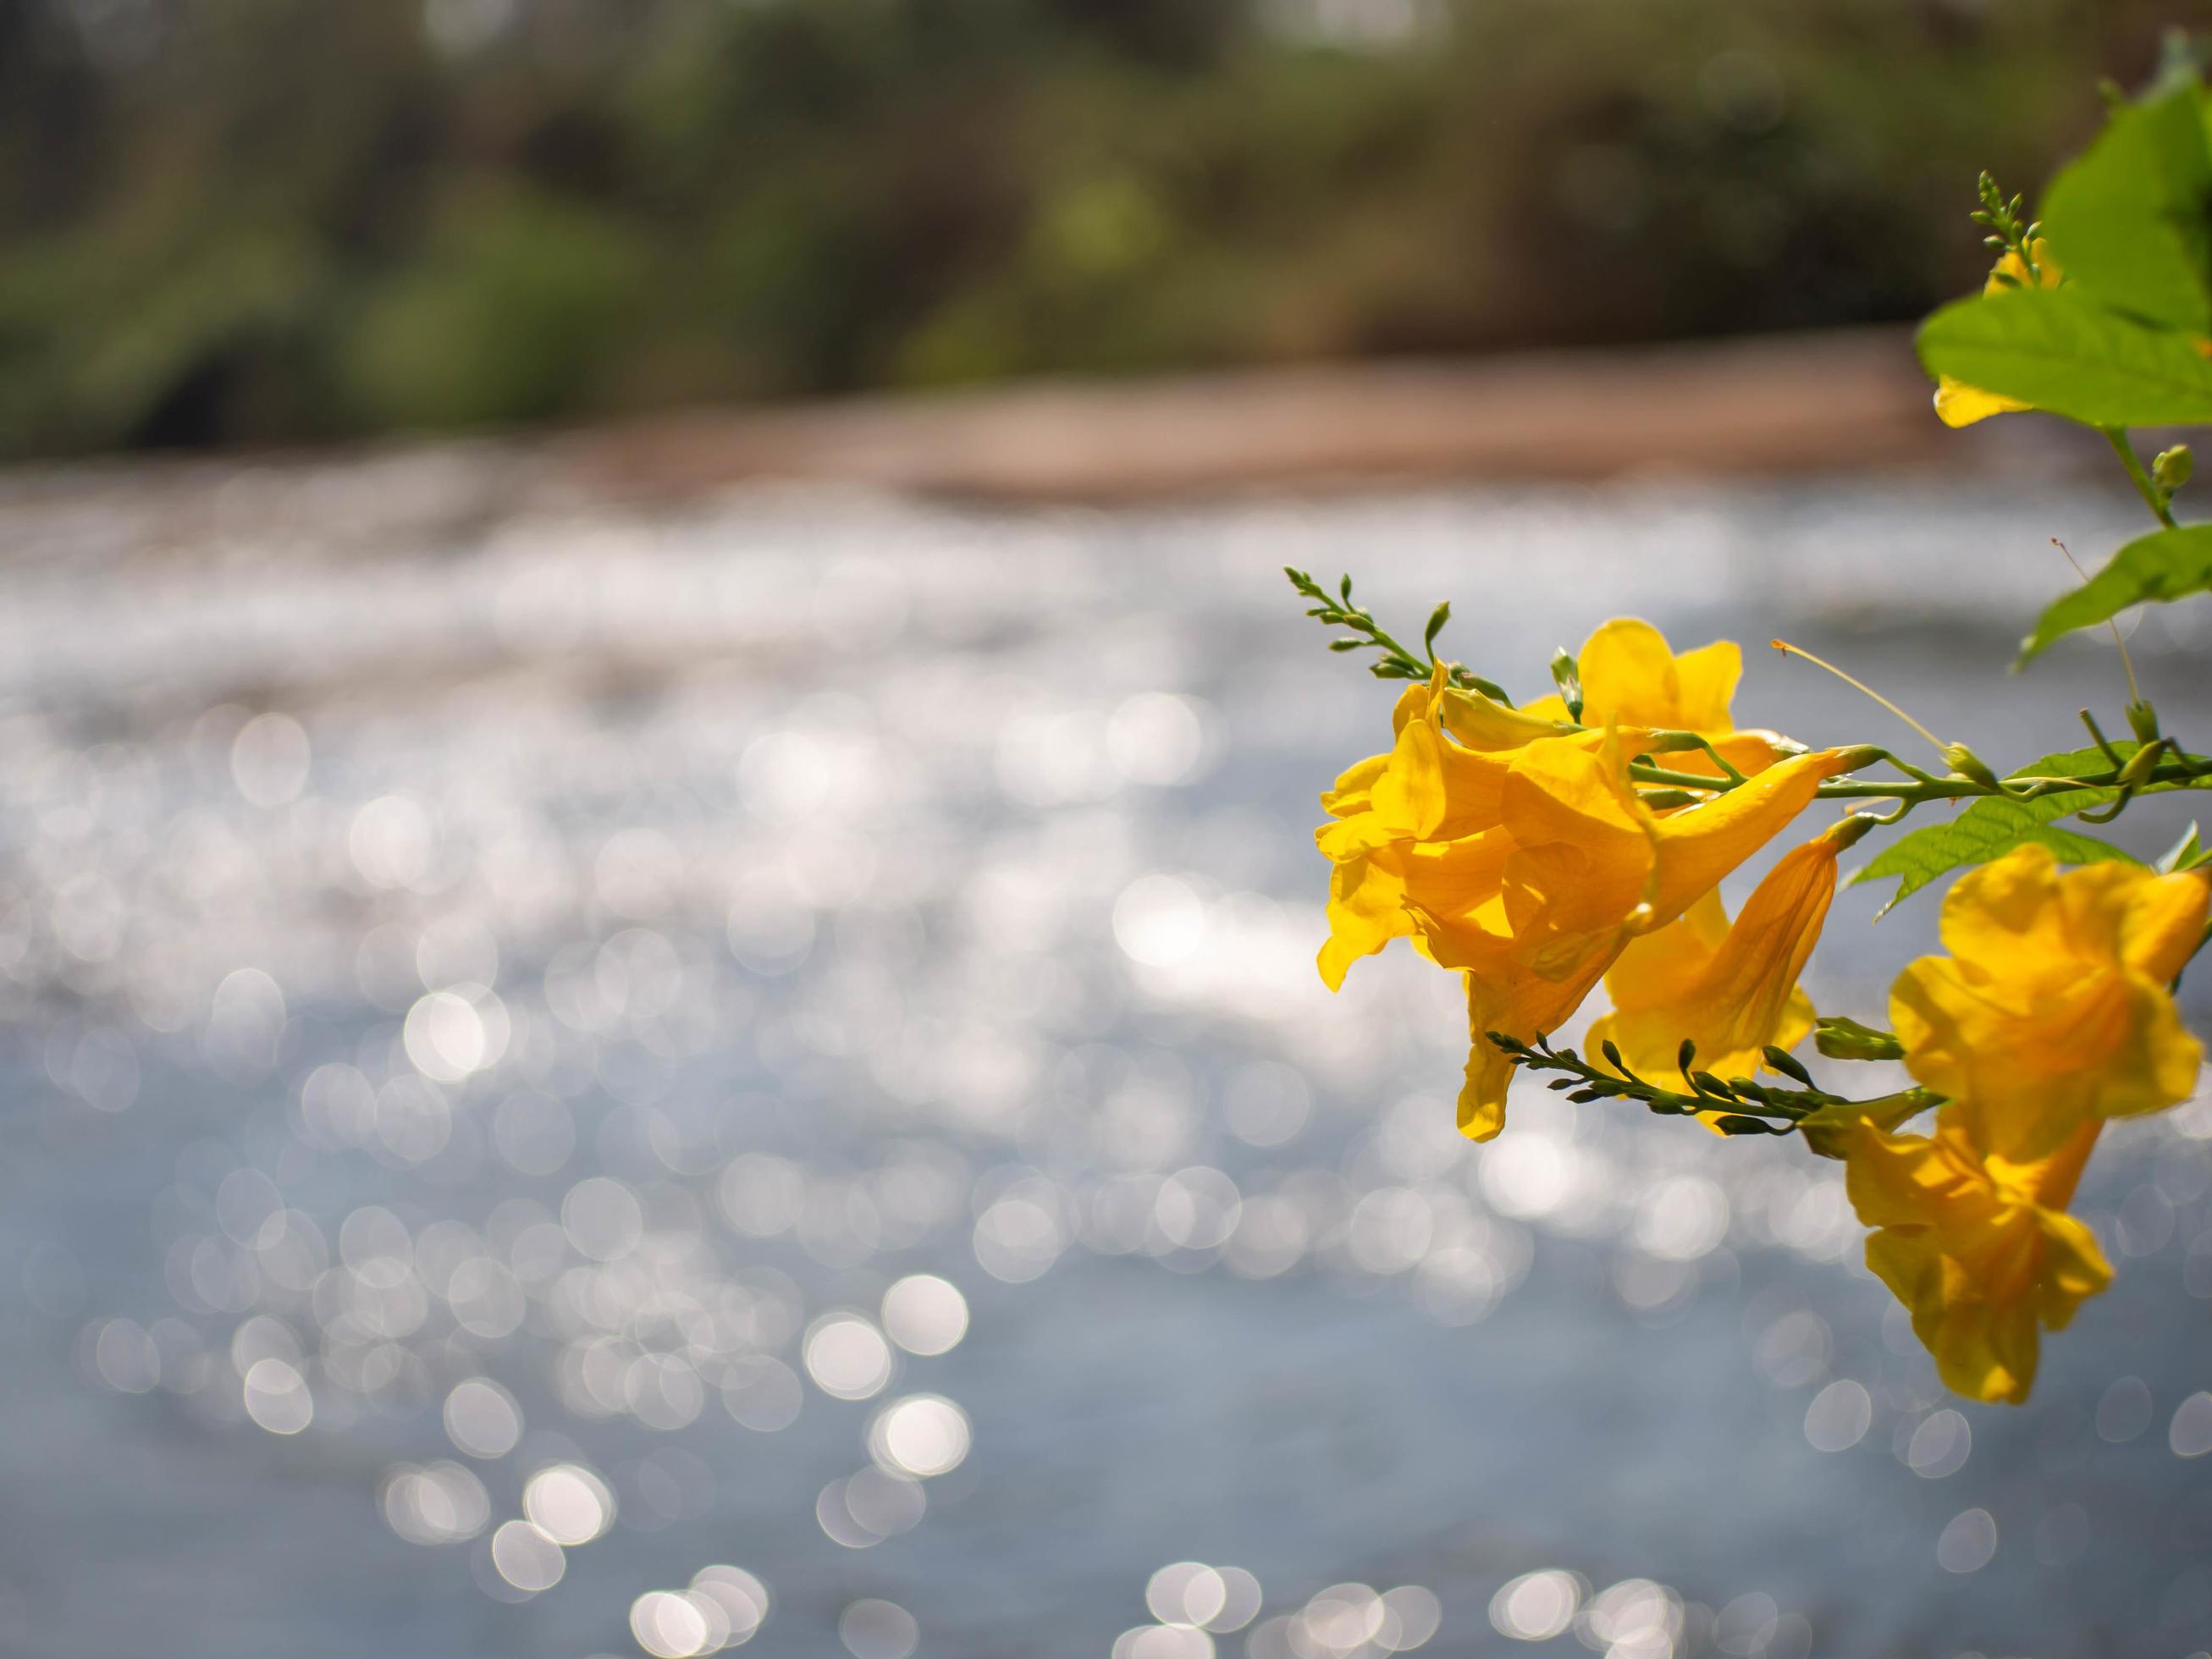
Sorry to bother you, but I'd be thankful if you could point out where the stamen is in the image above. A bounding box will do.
[1770,638,1946,758]
[2053,537,2143,709]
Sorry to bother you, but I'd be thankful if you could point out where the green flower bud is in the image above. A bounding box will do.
[1762,1045,1816,1086]
[1796,1091,1939,1160]
[1813,1016,1906,1062]
[1941,744,2003,790]
[1823,813,1880,852]
[2155,444,2193,493]
[2117,737,2168,791]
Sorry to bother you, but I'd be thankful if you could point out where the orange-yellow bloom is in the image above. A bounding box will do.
[1933,240,2061,427]
[1591,821,1848,1089]
[1436,741,1849,1139]
[1520,617,1789,778]
[1313,674,1532,989]
[1846,1111,2110,1404]
[1890,845,2209,1164]
[1310,623,1844,1140]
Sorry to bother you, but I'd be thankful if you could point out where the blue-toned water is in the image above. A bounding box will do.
[1,459,2209,1658]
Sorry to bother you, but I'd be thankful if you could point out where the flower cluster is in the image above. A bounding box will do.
[1316,620,1852,1140]
[1857,846,2207,1401]
[1291,66,2212,1403]
[1303,601,2210,1403]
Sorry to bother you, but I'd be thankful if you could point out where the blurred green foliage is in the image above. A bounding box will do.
[0,0,2176,455]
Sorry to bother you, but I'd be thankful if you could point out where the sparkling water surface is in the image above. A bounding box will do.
[3,462,2210,1658]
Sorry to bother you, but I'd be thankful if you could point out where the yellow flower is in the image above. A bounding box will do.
[1316,620,1797,994]
[1934,240,2062,428]
[1520,617,1790,778]
[1590,821,1847,1091]
[1310,626,1843,1139]
[1436,741,1848,1138]
[1889,844,2209,1164]
[1313,675,1524,989]
[1845,1111,2110,1404]
[1314,668,1593,990]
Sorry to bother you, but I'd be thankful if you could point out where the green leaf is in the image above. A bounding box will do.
[1916,285,2212,427]
[1849,745,2159,912]
[2019,524,2212,661]
[2039,85,2212,335]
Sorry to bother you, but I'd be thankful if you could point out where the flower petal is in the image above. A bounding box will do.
[1933,378,2027,428]
[1642,749,1845,924]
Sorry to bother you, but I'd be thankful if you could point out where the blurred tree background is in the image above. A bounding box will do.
[0,0,2177,457]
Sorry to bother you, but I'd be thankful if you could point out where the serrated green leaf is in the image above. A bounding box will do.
[2039,85,2212,335]
[1848,745,2165,912]
[2020,524,2212,661]
[1916,286,2212,427]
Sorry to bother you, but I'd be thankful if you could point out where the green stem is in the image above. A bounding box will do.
[1641,731,1748,784]
[1287,568,1514,698]
[2104,427,2180,530]
[1627,750,2212,811]
[1358,620,1434,675]
[1629,763,1762,791]
[1487,1032,1946,1134]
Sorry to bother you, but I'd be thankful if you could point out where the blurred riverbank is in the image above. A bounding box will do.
[0,327,2085,530]
[3,0,2154,461]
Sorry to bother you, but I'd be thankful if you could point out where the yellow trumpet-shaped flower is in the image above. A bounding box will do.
[1314,668,1584,990]
[1520,617,1790,778]
[1933,240,2062,427]
[1845,1111,2110,1404]
[1434,741,1849,1139]
[1591,821,1848,1089]
[1890,844,2210,1164]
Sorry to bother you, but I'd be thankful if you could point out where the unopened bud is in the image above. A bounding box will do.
[1820,813,1880,852]
[1796,1091,1934,1160]
[1941,744,2003,790]
[2126,700,2162,745]
[1762,1045,1816,1086]
[2155,444,2193,493]
[2118,738,2168,790]
[1813,1016,1905,1063]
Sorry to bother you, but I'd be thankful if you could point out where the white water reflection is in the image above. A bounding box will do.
[1,466,2209,1655]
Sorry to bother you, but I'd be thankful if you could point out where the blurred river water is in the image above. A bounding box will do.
[2,460,2210,1658]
